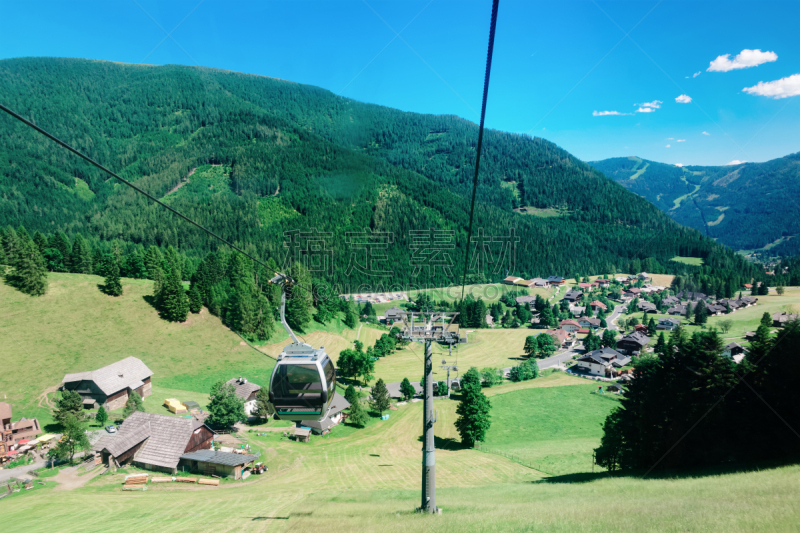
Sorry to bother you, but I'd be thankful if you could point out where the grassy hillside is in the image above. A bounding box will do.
[590,153,800,255]
[0,273,272,425]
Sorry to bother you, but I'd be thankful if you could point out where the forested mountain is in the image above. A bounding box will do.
[0,57,757,289]
[590,154,800,256]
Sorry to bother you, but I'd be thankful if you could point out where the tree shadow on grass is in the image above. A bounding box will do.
[537,458,800,484]
[417,434,470,451]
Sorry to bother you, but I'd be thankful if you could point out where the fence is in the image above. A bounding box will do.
[476,444,551,475]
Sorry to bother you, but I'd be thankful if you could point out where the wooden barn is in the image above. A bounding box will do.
[62,356,153,411]
[93,411,214,474]
[179,449,258,480]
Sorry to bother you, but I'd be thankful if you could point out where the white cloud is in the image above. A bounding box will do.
[675,163,684,167]
[675,94,692,103]
[667,137,674,140]
[743,74,800,99]
[726,160,746,165]
[702,131,710,136]
[592,110,629,116]
[665,144,671,148]
[636,107,656,113]
[693,71,701,78]
[707,49,778,72]
[677,139,686,142]
[636,100,662,109]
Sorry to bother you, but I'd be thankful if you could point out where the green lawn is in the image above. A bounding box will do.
[481,382,621,475]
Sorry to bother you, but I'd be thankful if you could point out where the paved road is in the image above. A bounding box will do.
[607,304,626,331]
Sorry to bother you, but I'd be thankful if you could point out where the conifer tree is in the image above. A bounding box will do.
[344,384,359,406]
[144,246,164,281]
[347,398,370,427]
[159,267,190,322]
[654,332,667,356]
[370,378,391,416]
[103,254,123,296]
[188,283,203,313]
[122,391,145,419]
[70,234,92,274]
[96,405,108,427]
[3,226,20,266]
[49,232,72,271]
[286,261,312,331]
[694,303,708,325]
[33,231,48,253]
[399,378,416,400]
[11,240,48,296]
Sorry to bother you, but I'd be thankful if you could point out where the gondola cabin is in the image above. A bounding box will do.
[268,343,336,423]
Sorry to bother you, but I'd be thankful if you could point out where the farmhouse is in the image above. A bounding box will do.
[547,276,566,286]
[93,411,214,474]
[301,392,351,435]
[62,356,153,411]
[502,276,523,285]
[575,347,631,377]
[179,449,258,480]
[226,377,262,416]
[704,302,727,316]
[657,317,681,331]
[772,312,799,327]
[637,272,650,280]
[617,332,650,355]
[527,278,549,287]
[545,328,570,347]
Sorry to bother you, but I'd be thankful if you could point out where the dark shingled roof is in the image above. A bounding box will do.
[225,378,261,401]
[180,449,258,466]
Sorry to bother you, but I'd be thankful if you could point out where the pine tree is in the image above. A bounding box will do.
[2,226,20,266]
[399,377,416,400]
[648,317,656,335]
[370,378,391,415]
[96,405,108,427]
[33,231,48,253]
[455,377,492,447]
[188,284,203,313]
[760,312,771,327]
[344,385,359,406]
[54,390,84,426]
[50,232,72,271]
[144,246,164,281]
[11,240,48,296]
[654,332,667,356]
[122,391,145,419]
[694,303,708,325]
[70,234,92,274]
[347,398,370,427]
[286,261,312,331]
[103,254,123,296]
[159,267,190,322]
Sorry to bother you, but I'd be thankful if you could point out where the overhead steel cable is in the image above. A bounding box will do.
[460,0,499,301]
[0,102,312,293]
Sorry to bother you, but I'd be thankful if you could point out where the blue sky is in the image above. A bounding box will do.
[1,0,798,166]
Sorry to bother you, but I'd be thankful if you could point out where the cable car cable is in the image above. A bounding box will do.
[460,0,499,301]
[0,102,314,295]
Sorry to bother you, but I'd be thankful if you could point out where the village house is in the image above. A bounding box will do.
[547,276,566,286]
[617,332,650,355]
[638,301,657,313]
[560,319,580,333]
[527,278,550,287]
[578,317,601,329]
[772,312,799,327]
[722,342,747,364]
[667,305,687,316]
[62,356,153,411]
[589,300,607,313]
[578,282,592,291]
[301,392,351,435]
[662,295,680,306]
[596,278,611,287]
[563,289,583,303]
[575,347,631,377]
[675,291,708,301]
[502,276,523,285]
[545,328,570,348]
[634,324,649,334]
[93,411,215,474]
[657,317,681,331]
[226,377,262,416]
[637,272,650,280]
[569,305,587,316]
[704,302,727,316]
[179,449,258,480]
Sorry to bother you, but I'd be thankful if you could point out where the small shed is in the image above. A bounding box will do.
[294,427,311,443]
[183,401,201,412]
[179,449,258,480]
